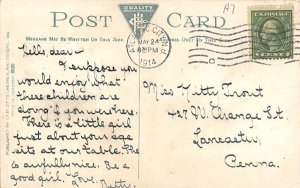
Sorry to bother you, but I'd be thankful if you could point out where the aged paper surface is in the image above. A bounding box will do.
[1,0,300,187]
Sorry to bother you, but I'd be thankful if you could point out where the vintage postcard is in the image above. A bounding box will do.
[1,0,299,187]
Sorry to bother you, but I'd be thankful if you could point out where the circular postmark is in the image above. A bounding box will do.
[126,23,171,69]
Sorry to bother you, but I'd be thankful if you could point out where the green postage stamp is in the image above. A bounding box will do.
[251,7,293,59]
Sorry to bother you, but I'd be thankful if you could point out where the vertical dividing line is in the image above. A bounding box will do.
[138,48,141,179]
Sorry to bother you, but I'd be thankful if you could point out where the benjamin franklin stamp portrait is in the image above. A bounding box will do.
[251,8,293,59]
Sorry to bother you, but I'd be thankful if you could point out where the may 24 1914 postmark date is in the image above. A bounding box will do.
[250,6,293,59]
[126,23,171,69]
